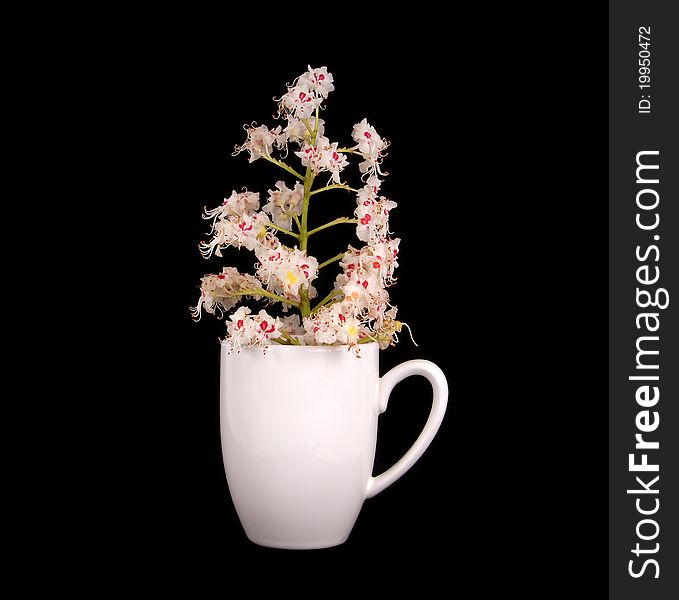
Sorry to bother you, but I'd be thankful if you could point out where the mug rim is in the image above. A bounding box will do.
[220,341,379,351]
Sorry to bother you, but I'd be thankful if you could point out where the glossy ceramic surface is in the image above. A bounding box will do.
[220,342,447,549]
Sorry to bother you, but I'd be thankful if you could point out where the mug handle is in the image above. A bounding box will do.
[365,360,448,499]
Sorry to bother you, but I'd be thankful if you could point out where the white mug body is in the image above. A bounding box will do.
[220,342,448,549]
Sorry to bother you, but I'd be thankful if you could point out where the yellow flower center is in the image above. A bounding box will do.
[285,271,298,286]
[346,324,358,337]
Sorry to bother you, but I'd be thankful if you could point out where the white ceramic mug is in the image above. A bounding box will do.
[220,342,448,549]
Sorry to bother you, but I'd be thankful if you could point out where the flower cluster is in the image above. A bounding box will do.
[339,240,400,288]
[199,191,273,257]
[278,66,334,119]
[295,137,349,184]
[256,245,318,302]
[193,66,408,353]
[236,125,280,163]
[354,176,397,244]
[352,119,389,176]
[226,307,282,350]
[191,267,262,321]
[262,181,304,230]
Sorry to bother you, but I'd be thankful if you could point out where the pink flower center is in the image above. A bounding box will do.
[372,261,380,269]
[338,313,345,323]
[360,214,372,225]
[217,274,225,279]
[237,319,243,329]
[362,280,369,289]
[318,74,325,81]
[260,320,275,334]
[364,131,371,139]
[332,151,339,161]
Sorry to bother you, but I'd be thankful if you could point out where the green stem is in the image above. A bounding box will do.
[261,154,305,181]
[318,252,344,270]
[237,288,300,308]
[310,184,358,196]
[278,330,301,345]
[267,222,299,238]
[299,287,310,318]
[307,217,357,238]
[358,328,400,345]
[298,168,312,318]
[300,170,312,251]
[296,108,320,319]
[337,145,359,153]
[301,118,314,137]
[358,332,388,345]
[312,107,319,143]
[293,215,302,232]
[310,289,342,314]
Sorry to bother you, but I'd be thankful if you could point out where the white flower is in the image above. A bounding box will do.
[191,267,262,321]
[279,117,325,147]
[352,118,385,157]
[336,313,362,346]
[203,190,260,226]
[303,301,365,347]
[336,271,390,322]
[295,136,348,182]
[225,307,282,350]
[371,306,401,349]
[255,245,318,301]
[355,190,397,244]
[198,219,233,258]
[303,304,339,345]
[335,241,396,325]
[262,180,304,230]
[298,66,335,99]
[340,239,400,286]
[362,175,382,197]
[294,135,328,173]
[318,142,349,184]
[230,212,273,251]
[225,306,252,348]
[279,85,320,119]
[355,175,381,208]
[278,314,305,341]
[370,238,400,284]
[199,211,272,258]
[277,66,334,119]
[351,118,388,175]
[234,124,280,162]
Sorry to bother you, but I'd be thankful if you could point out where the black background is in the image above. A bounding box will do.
[52,8,607,593]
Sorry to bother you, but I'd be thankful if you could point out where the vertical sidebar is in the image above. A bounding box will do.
[609,2,678,599]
